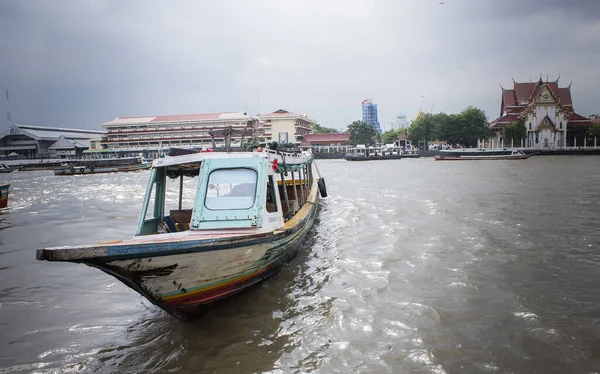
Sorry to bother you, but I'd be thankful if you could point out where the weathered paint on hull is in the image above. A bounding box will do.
[0,184,9,209]
[89,199,318,321]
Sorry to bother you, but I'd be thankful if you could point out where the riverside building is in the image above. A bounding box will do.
[100,112,261,158]
[0,124,105,159]
[489,77,592,148]
[258,109,317,145]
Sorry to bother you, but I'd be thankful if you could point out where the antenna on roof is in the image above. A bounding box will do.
[5,89,12,127]
[556,73,560,83]
[511,75,516,84]
[256,88,260,116]
[499,82,504,90]
[569,79,573,88]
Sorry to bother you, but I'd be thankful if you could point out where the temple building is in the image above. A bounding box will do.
[489,77,592,148]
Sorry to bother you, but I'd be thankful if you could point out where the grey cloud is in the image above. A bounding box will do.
[1,0,599,131]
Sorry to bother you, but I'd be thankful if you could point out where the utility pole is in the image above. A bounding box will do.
[5,90,12,126]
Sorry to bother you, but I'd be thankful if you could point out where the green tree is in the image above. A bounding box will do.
[313,123,340,134]
[244,137,261,150]
[381,129,399,144]
[347,120,377,145]
[408,113,442,142]
[587,124,600,138]
[502,119,527,146]
[456,106,490,147]
[381,128,408,144]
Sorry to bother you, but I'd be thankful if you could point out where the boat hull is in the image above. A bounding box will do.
[0,184,9,208]
[37,180,320,321]
[434,154,533,161]
[345,155,403,161]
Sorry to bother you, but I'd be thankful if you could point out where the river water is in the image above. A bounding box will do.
[1,156,600,373]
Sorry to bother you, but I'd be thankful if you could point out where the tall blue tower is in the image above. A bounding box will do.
[361,99,382,134]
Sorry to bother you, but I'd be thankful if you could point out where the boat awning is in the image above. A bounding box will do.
[0,145,37,151]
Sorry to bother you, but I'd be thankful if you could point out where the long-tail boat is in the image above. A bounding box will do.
[37,148,325,321]
[434,148,533,160]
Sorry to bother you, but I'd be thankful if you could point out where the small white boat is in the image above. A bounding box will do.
[435,148,533,161]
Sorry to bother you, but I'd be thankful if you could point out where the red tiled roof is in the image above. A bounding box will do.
[299,133,350,146]
[568,112,591,123]
[514,82,538,102]
[490,113,519,128]
[505,106,525,114]
[556,88,573,106]
[502,90,517,106]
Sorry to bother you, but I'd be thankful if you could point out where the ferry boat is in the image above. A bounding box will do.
[53,157,151,175]
[434,148,533,161]
[37,149,325,321]
[345,145,403,161]
[0,184,9,208]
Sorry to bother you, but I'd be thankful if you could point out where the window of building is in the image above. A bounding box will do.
[560,122,563,130]
[529,123,532,130]
[535,134,539,143]
[205,168,257,210]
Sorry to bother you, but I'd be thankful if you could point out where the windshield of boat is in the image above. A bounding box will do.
[204,168,257,210]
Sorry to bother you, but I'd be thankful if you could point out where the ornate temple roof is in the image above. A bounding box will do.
[491,78,589,129]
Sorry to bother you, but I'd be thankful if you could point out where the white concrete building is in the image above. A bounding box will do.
[383,114,409,132]
[258,109,317,144]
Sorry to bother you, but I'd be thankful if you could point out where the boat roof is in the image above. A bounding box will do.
[152,149,311,170]
[152,152,266,168]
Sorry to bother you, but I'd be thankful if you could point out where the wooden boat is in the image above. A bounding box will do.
[0,163,17,173]
[53,157,151,175]
[434,148,533,161]
[0,184,9,208]
[37,149,325,321]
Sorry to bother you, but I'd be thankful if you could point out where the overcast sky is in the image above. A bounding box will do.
[1,0,599,131]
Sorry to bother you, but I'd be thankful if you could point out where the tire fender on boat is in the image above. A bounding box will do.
[318,177,327,198]
[70,167,75,173]
[90,166,95,173]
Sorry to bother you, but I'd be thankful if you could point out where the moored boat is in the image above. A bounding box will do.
[0,163,17,173]
[53,157,151,175]
[37,149,325,321]
[435,148,533,161]
[345,145,403,161]
[0,184,9,208]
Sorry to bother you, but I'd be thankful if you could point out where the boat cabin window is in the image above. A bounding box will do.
[204,168,257,210]
[266,175,278,213]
